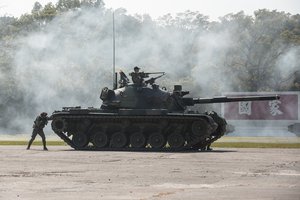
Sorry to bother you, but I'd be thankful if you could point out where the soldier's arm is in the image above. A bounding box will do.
[35,116,42,127]
[41,116,50,125]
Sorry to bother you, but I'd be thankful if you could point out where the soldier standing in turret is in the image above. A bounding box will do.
[27,112,49,150]
[129,66,149,86]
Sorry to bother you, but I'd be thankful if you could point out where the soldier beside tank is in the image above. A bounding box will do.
[27,112,49,150]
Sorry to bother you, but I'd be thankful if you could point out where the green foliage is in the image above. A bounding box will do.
[216,9,299,91]
[39,3,57,22]
[212,142,300,148]
[56,0,81,12]
[158,10,209,31]
[0,140,66,146]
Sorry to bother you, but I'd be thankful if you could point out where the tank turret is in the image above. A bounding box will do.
[100,69,169,111]
[50,67,279,151]
[99,69,279,113]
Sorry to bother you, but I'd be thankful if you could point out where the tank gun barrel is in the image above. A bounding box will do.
[183,95,280,105]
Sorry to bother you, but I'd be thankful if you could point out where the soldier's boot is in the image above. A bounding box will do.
[42,140,48,151]
[27,140,33,150]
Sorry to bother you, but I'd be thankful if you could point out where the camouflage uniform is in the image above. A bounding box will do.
[129,66,149,86]
[27,113,49,150]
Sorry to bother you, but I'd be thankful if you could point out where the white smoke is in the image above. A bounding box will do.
[7,8,222,134]
[191,30,233,95]
[275,46,300,79]
[1,6,298,138]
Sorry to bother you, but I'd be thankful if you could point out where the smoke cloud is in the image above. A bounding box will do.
[9,8,224,135]
[275,46,300,80]
[0,6,298,137]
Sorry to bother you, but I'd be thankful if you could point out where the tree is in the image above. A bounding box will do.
[31,1,43,14]
[40,2,57,22]
[219,10,298,91]
[56,0,81,12]
[80,0,105,8]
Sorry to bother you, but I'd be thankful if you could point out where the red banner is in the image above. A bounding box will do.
[223,94,298,120]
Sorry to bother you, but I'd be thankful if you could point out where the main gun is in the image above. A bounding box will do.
[182,95,280,106]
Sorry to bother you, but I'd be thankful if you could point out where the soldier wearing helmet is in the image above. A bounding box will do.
[27,112,49,150]
[129,66,149,86]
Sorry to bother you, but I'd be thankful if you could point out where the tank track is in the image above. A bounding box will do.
[51,113,226,151]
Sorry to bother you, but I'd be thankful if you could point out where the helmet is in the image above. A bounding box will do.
[134,66,140,71]
[40,112,47,116]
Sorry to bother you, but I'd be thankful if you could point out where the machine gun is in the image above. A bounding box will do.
[145,72,165,85]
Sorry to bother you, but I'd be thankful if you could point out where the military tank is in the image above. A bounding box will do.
[50,67,279,151]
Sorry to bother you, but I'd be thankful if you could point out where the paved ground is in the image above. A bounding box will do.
[0,146,299,200]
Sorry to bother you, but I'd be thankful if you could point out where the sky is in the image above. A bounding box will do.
[0,0,299,21]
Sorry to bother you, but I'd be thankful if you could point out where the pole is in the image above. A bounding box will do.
[112,11,116,89]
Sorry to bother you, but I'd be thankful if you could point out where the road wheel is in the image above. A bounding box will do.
[110,132,127,148]
[130,132,146,148]
[92,131,108,148]
[168,133,185,148]
[148,133,166,149]
[191,119,209,139]
[72,132,88,148]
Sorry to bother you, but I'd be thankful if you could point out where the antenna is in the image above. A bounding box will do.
[112,11,117,90]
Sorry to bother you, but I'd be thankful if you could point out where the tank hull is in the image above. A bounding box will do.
[50,107,226,151]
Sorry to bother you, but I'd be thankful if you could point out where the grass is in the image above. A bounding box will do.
[0,139,300,148]
[0,141,66,146]
[211,142,300,148]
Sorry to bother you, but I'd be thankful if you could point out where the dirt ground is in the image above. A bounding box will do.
[0,146,299,200]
